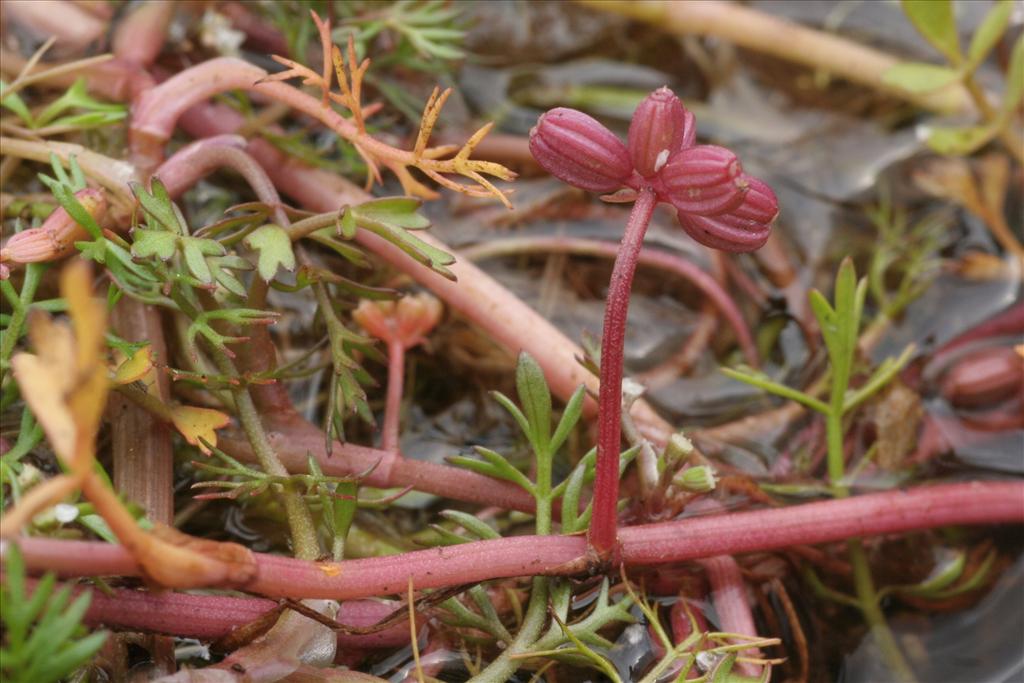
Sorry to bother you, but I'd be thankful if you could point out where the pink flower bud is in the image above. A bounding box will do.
[628,87,694,177]
[675,175,778,253]
[661,145,746,215]
[0,189,107,271]
[529,108,633,193]
[353,293,444,350]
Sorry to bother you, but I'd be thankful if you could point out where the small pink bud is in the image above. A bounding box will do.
[661,145,746,215]
[675,175,778,253]
[628,87,694,177]
[0,189,107,269]
[529,108,633,193]
[353,293,444,349]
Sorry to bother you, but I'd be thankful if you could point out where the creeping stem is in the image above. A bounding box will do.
[589,187,658,557]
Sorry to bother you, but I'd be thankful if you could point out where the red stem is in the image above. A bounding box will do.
[12,481,1020,600]
[22,578,411,647]
[590,187,659,557]
[381,338,405,453]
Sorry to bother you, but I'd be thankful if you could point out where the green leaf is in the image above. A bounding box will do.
[0,80,34,125]
[901,0,961,63]
[244,224,296,282]
[131,230,177,261]
[925,123,1000,155]
[439,509,501,540]
[182,239,213,283]
[131,179,184,234]
[882,62,962,93]
[720,367,830,414]
[967,0,1013,69]
[337,207,358,239]
[354,197,431,229]
[549,384,585,456]
[1002,35,1024,114]
[491,391,531,444]
[515,351,552,456]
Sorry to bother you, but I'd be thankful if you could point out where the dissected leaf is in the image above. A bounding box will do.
[130,230,176,261]
[169,405,232,455]
[244,224,296,282]
[110,344,154,385]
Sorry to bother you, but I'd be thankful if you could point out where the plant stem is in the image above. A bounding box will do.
[210,348,320,562]
[590,187,658,557]
[847,538,917,682]
[472,577,550,683]
[961,76,1024,167]
[0,262,42,379]
[381,338,405,453]
[11,481,1023,599]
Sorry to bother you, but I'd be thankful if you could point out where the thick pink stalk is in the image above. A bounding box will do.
[111,0,174,67]
[13,481,1018,600]
[25,579,410,647]
[216,424,540,514]
[4,0,106,53]
[461,235,758,367]
[156,134,287,224]
[382,338,405,453]
[590,187,658,556]
[697,556,761,675]
[177,101,673,447]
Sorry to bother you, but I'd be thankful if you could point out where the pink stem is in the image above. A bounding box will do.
[111,0,174,67]
[155,134,287,225]
[381,339,406,453]
[462,235,758,367]
[4,0,107,53]
[12,481,1019,600]
[590,187,658,557]
[697,556,761,675]
[22,578,411,648]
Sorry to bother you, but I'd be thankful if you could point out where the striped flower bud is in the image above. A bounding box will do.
[628,87,694,177]
[675,175,778,253]
[0,188,107,275]
[661,145,746,216]
[529,108,633,193]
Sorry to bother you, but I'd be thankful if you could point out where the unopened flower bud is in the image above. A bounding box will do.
[0,189,107,274]
[529,108,633,193]
[628,87,694,177]
[664,432,694,464]
[674,465,717,493]
[353,292,443,349]
[661,145,746,216]
[676,174,778,253]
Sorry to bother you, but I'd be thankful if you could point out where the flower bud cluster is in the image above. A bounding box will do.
[529,88,778,253]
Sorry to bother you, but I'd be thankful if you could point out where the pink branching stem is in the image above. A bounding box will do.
[111,0,174,67]
[177,101,674,447]
[461,235,759,367]
[590,187,659,557]
[155,134,287,225]
[11,481,1020,600]
[21,578,410,648]
[216,422,539,514]
[697,556,762,675]
[382,338,405,453]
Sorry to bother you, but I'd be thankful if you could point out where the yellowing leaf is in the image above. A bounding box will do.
[110,344,155,385]
[170,405,231,454]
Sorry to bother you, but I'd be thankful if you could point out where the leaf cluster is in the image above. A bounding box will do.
[1,545,107,683]
[1,78,126,134]
[883,0,1023,155]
